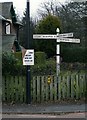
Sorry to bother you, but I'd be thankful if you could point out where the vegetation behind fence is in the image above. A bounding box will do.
[2,73,86,103]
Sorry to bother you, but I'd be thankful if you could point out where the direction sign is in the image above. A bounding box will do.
[23,49,34,65]
[58,33,73,38]
[33,33,73,40]
[57,38,80,43]
[33,34,57,39]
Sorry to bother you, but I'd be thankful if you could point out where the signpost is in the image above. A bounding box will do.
[33,28,80,77]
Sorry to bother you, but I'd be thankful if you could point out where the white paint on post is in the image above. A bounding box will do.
[57,44,60,55]
[57,54,60,64]
[56,28,60,77]
[56,44,60,76]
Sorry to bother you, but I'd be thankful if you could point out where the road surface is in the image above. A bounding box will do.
[2,112,86,118]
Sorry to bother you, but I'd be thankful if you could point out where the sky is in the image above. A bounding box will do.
[0,0,86,18]
[0,0,68,18]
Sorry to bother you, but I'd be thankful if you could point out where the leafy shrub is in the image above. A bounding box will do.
[2,51,86,76]
[35,52,46,64]
[61,62,86,71]
[31,58,56,75]
[61,47,87,63]
[2,52,26,76]
[2,52,16,75]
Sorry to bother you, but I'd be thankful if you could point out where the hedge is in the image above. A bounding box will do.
[61,47,87,63]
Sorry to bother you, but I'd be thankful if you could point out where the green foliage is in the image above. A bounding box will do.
[34,14,61,57]
[2,52,16,75]
[14,52,22,60]
[38,1,87,47]
[35,14,61,34]
[31,58,56,75]
[10,5,17,23]
[60,63,86,72]
[35,52,46,64]
[2,51,86,76]
[31,52,56,75]
[2,52,26,76]
[61,47,87,63]
[2,52,56,76]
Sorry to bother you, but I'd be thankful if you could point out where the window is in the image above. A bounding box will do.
[5,22,10,34]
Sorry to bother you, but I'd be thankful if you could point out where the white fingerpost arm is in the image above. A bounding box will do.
[56,28,60,77]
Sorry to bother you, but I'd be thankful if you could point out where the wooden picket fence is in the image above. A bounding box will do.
[2,76,26,103]
[2,73,86,103]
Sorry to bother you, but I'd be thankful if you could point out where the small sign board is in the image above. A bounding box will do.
[23,49,34,65]
[58,33,73,38]
[57,38,80,43]
[33,33,73,40]
[33,34,57,39]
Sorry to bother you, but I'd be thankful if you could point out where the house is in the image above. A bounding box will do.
[0,2,23,52]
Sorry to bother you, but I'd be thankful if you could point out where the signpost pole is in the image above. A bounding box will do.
[56,28,60,77]
[33,28,80,78]
[26,0,31,104]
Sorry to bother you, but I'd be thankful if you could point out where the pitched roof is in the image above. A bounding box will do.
[0,15,10,22]
[0,2,13,19]
[14,21,23,26]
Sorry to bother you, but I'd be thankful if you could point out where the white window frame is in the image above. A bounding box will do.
[5,22,11,34]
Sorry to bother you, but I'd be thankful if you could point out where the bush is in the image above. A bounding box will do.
[2,52,26,76]
[61,62,86,71]
[2,51,86,76]
[35,52,46,64]
[2,52,16,75]
[2,51,52,76]
[31,52,56,75]
[31,58,56,75]
[61,47,87,63]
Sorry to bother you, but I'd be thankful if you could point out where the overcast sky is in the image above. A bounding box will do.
[0,0,69,18]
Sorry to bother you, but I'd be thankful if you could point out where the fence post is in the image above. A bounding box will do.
[67,75,70,98]
[76,74,79,99]
[71,75,74,99]
[58,76,61,100]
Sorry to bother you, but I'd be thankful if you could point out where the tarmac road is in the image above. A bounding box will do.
[2,103,87,119]
[2,112,86,118]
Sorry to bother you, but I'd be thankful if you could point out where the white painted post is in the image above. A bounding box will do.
[56,28,60,77]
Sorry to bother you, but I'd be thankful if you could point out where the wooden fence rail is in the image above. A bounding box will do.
[2,74,86,103]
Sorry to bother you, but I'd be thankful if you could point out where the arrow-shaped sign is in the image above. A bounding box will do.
[33,34,57,39]
[33,33,73,40]
[57,38,80,43]
[58,33,73,38]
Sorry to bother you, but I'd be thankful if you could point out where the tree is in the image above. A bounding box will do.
[36,1,87,62]
[10,4,17,23]
[33,14,61,57]
[38,1,87,47]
